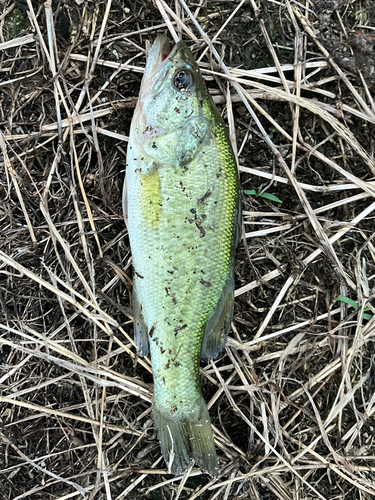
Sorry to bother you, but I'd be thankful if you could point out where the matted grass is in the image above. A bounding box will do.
[1,0,375,498]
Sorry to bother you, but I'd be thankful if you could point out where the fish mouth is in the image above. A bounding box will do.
[151,35,171,64]
[143,35,171,83]
[143,36,187,83]
[134,36,188,142]
[159,35,172,63]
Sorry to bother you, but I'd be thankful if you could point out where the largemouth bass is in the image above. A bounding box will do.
[123,36,240,476]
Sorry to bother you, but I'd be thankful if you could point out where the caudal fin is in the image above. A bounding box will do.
[153,396,219,476]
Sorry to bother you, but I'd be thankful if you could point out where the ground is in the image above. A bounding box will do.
[1,0,375,498]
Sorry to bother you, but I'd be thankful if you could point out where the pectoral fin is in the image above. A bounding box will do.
[122,174,128,229]
[133,282,149,356]
[201,270,234,361]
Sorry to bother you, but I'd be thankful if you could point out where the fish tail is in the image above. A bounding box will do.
[153,395,219,476]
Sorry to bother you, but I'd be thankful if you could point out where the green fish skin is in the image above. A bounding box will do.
[123,36,240,476]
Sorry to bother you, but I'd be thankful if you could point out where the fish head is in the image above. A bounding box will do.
[131,36,214,167]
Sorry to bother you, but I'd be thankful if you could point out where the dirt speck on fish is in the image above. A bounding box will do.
[123,35,240,476]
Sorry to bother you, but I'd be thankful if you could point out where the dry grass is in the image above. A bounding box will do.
[1,0,375,498]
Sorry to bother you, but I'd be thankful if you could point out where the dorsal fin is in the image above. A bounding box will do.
[201,270,234,362]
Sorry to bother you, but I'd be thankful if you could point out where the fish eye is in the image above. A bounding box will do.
[173,69,193,91]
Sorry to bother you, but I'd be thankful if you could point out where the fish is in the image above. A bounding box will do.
[123,35,240,476]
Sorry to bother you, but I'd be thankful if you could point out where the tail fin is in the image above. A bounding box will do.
[153,395,219,476]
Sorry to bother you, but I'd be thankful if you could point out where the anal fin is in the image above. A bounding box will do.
[201,270,234,362]
[133,283,149,356]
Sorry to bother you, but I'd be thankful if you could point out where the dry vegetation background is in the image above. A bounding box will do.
[1,0,375,498]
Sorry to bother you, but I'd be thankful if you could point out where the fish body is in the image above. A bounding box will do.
[123,36,240,476]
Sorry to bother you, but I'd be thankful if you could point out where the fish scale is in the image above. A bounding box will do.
[124,35,240,476]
